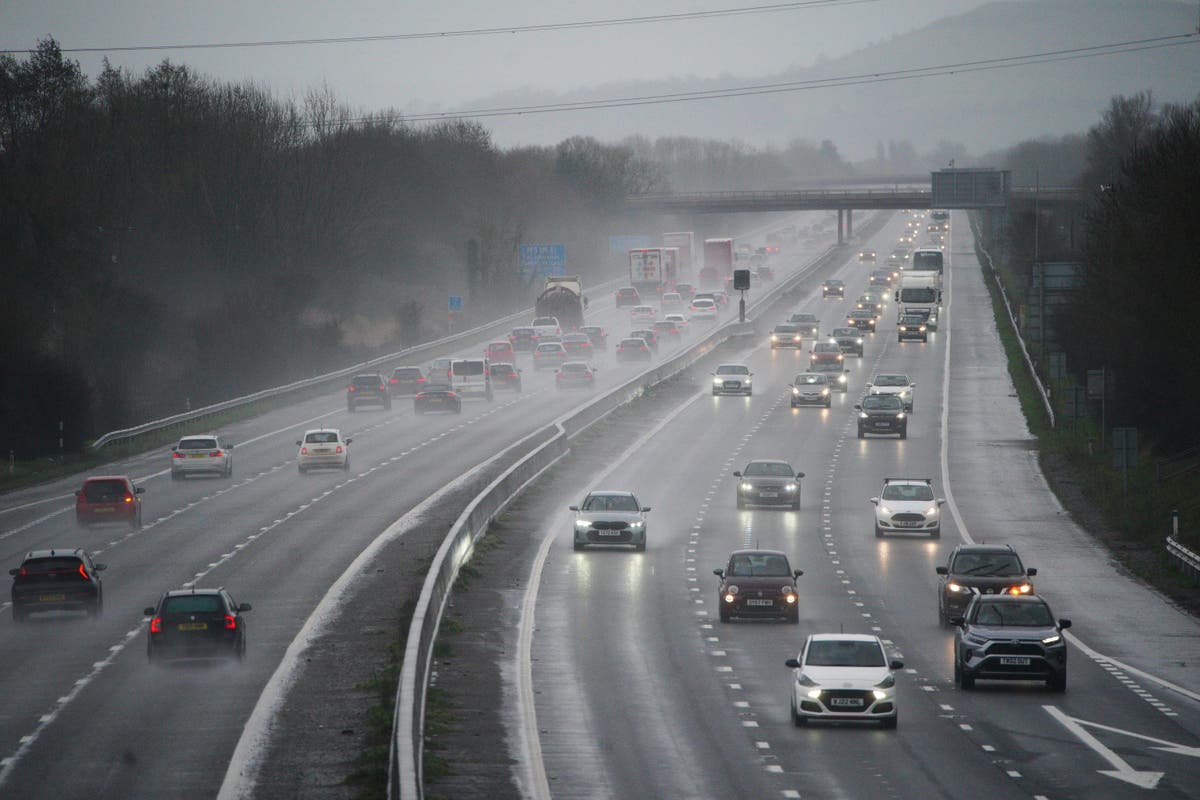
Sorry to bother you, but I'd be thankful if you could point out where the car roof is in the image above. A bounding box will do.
[587,490,635,497]
[971,594,1046,606]
[491,362,514,369]
[954,544,1017,555]
[302,427,342,435]
[727,548,789,559]
[488,340,511,346]
[162,587,225,599]
[745,459,793,466]
[808,632,880,643]
[619,337,646,344]
[563,332,589,339]
[22,548,86,560]
[561,361,590,368]
[883,477,932,485]
[82,475,131,482]
[717,363,748,368]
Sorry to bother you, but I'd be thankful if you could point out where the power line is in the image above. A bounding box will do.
[393,32,1199,122]
[0,0,878,55]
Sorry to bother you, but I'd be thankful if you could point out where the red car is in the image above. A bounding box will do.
[486,341,515,361]
[76,475,144,529]
[809,341,845,365]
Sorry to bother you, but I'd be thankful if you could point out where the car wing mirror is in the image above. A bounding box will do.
[94,563,107,571]
[1025,567,1037,576]
[143,607,156,616]
[74,490,81,497]
[795,472,805,479]
[170,446,177,451]
[889,660,905,670]
[949,616,965,627]
[732,471,742,477]
[784,657,801,669]
[935,566,948,575]
[1059,619,1071,629]
[793,569,804,578]
[345,438,353,444]
[713,568,724,577]
[568,505,579,511]
[641,506,651,513]
[865,383,873,388]
[937,498,946,506]
[134,487,145,494]
[869,496,879,505]
[238,603,252,612]
[854,405,863,411]
[8,568,18,576]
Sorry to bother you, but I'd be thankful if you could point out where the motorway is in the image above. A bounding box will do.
[513,213,1200,799]
[0,211,837,797]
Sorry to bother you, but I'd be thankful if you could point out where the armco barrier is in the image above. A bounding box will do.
[90,276,629,450]
[1167,536,1200,582]
[388,220,890,799]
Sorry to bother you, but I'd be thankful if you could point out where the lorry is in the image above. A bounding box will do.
[662,232,694,276]
[894,272,942,330]
[535,275,585,331]
[701,238,735,289]
[629,248,664,296]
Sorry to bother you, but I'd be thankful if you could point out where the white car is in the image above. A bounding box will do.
[296,428,351,474]
[664,312,689,332]
[630,305,657,323]
[712,363,752,396]
[570,491,650,552]
[531,316,561,338]
[689,298,718,321]
[870,477,945,538]
[785,633,903,729]
[866,373,916,412]
[170,434,234,479]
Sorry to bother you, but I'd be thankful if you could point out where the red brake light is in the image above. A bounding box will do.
[300,446,309,454]
[389,378,398,384]
[18,566,27,577]
[378,385,386,392]
[210,450,223,457]
[348,385,357,392]
[225,614,237,630]
[335,445,343,454]
[508,372,518,378]
[150,616,162,633]
[173,452,185,459]
[584,371,592,378]
[78,563,88,580]
[417,376,426,383]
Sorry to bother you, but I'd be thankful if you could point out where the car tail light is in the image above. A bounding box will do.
[150,616,162,633]
[389,378,398,384]
[348,385,357,392]
[173,451,185,459]
[78,563,89,580]
[335,445,343,454]
[17,566,27,577]
[225,614,237,630]
[584,371,592,379]
[300,446,308,455]
[417,376,426,383]
[210,450,224,457]
[508,372,518,378]
[447,392,458,398]
[640,346,648,352]
[124,493,133,503]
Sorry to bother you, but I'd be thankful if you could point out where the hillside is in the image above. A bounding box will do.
[468,0,1199,157]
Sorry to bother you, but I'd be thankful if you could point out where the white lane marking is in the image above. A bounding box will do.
[1043,705,1164,789]
[0,507,72,542]
[1066,632,1200,704]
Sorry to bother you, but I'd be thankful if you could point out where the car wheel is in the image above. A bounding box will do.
[347,403,355,412]
[881,714,898,730]
[1047,672,1066,692]
[791,704,808,727]
[746,390,752,396]
[573,541,584,552]
[736,496,746,509]
[384,401,392,411]
[791,499,801,511]
[930,528,941,539]
[635,542,646,552]
[787,608,800,624]
[712,390,719,396]
[343,460,350,472]
[857,428,865,439]
[12,605,24,623]
[89,598,102,619]
[415,407,424,415]
[130,513,142,530]
[454,405,463,414]
[958,665,975,690]
[719,607,731,623]
[875,524,884,539]
[824,399,831,408]
[899,428,907,440]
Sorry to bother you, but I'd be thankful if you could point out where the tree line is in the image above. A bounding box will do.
[977,91,1200,455]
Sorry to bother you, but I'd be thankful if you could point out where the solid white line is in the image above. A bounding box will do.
[519,384,712,800]
[1066,631,1200,703]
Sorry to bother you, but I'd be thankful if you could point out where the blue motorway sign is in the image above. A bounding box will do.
[520,244,565,278]
[448,295,463,311]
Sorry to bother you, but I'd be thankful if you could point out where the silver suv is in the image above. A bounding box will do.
[171,435,234,479]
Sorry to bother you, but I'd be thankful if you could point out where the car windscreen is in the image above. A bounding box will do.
[582,494,639,512]
[352,375,382,387]
[744,462,794,477]
[813,343,839,353]
[716,366,749,375]
[873,375,909,386]
[881,483,934,501]
[178,438,217,450]
[162,595,223,615]
[794,374,824,385]
[774,325,799,333]
[451,361,484,376]
[833,329,857,337]
[619,339,645,347]
[727,553,791,577]
[952,553,1023,576]
[20,557,83,574]
[971,602,1054,627]
[899,288,938,302]
[900,316,926,324]
[806,640,886,667]
[393,368,422,378]
[863,395,902,410]
[561,364,588,373]
[789,315,817,323]
[82,480,127,501]
[536,344,563,352]
[533,318,557,326]
[423,384,453,393]
[305,432,340,444]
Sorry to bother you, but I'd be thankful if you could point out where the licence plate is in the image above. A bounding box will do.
[998,656,1031,666]
[896,521,922,528]
[829,697,864,707]
[427,398,442,403]
[94,507,115,513]
[596,531,623,537]
[746,599,774,607]
[874,421,891,427]
[759,492,778,498]
[189,454,207,458]
[178,622,208,631]
[39,593,66,602]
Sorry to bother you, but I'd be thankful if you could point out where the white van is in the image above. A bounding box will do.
[450,358,493,401]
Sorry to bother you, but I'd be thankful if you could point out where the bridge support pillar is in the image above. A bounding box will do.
[846,209,853,239]
[837,209,844,244]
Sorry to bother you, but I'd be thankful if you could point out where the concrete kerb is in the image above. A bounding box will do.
[389,234,878,799]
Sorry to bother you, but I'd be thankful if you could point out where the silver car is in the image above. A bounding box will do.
[170,435,234,480]
[712,363,753,396]
[570,491,651,551]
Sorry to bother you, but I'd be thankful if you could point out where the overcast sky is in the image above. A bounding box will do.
[4,0,990,142]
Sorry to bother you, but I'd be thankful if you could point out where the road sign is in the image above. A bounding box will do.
[931,168,1010,208]
[520,244,565,278]
[448,296,463,311]
[1086,368,1108,400]
[1113,427,1137,469]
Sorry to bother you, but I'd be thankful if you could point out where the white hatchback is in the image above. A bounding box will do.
[786,633,903,728]
[689,299,718,321]
[630,305,657,323]
[296,429,352,474]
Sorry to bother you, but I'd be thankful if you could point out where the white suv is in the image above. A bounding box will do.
[870,478,945,538]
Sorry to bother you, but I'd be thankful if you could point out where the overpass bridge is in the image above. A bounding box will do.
[624,169,1083,242]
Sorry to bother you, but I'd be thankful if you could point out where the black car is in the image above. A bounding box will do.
[897,314,929,342]
[855,394,907,438]
[952,595,1070,691]
[869,270,893,288]
[652,319,682,341]
[388,366,426,396]
[630,328,659,352]
[414,383,463,414]
[10,549,106,622]
[145,588,250,662]
[579,325,608,351]
[616,287,641,307]
[810,362,849,392]
[509,326,539,352]
[822,279,845,298]
[830,327,865,357]
[937,545,1037,625]
[714,549,803,622]
[347,373,391,411]
[846,309,878,332]
[616,337,652,362]
[734,459,805,509]
[786,313,820,338]
[490,362,522,392]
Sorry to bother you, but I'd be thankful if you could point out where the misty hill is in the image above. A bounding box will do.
[466,0,1199,158]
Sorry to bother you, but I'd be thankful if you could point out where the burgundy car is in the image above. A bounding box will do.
[75,476,144,529]
[714,549,803,623]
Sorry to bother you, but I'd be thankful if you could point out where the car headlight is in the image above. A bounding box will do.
[630,521,644,530]
[856,338,863,344]
[880,505,891,515]
[1009,583,1032,595]
[896,412,906,419]
[745,378,752,384]
[821,388,829,396]
[784,483,797,492]
[899,390,910,397]
[873,689,889,701]
[713,377,724,385]
[807,688,823,699]
[947,582,971,594]
[924,506,938,516]
[837,375,847,384]
[574,520,592,529]
[919,325,926,332]
[740,482,754,491]
[1042,634,1062,645]
[859,412,869,419]
[875,673,895,689]
[792,388,801,395]
[770,334,778,341]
